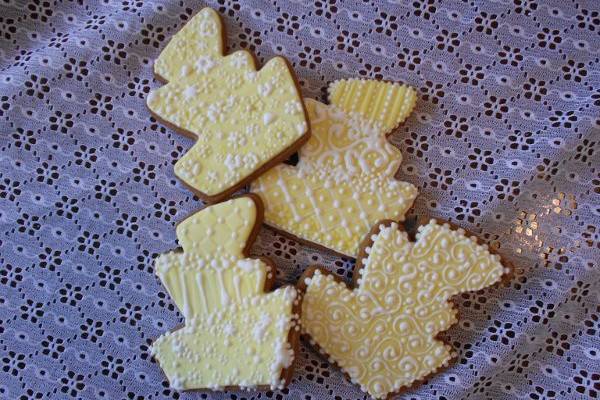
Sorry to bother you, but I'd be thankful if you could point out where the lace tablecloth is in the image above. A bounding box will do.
[1,1,598,399]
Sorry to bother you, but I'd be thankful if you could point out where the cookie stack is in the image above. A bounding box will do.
[147,8,509,399]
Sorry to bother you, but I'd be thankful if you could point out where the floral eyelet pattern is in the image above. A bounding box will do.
[0,1,598,399]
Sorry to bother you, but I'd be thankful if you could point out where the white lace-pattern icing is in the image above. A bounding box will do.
[254,79,418,257]
[302,220,507,399]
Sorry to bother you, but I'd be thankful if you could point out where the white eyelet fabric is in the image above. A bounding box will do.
[0,1,598,399]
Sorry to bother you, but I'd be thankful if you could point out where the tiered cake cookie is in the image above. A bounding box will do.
[151,196,300,390]
[147,8,309,202]
[147,7,510,397]
[253,79,418,257]
[299,220,508,399]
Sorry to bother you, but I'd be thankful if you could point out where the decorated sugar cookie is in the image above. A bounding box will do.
[147,8,309,202]
[151,195,299,391]
[253,79,418,257]
[299,220,508,399]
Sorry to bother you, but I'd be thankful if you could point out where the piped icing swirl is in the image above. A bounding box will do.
[301,220,508,399]
[254,79,418,257]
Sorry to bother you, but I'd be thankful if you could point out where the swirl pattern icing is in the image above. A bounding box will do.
[253,79,418,256]
[147,8,308,201]
[151,196,297,390]
[301,220,508,399]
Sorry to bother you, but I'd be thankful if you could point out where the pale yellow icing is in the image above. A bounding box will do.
[152,196,297,390]
[302,220,507,399]
[253,79,418,256]
[153,288,296,390]
[147,8,308,199]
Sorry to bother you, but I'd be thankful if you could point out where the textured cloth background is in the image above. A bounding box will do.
[1,0,599,399]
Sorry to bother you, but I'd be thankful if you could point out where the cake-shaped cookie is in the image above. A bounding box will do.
[253,79,418,257]
[300,220,508,399]
[151,195,299,390]
[147,8,309,202]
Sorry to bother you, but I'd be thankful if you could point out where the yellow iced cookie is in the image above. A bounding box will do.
[147,8,309,202]
[253,79,418,257]
[300,220,508,399]
[151,195,298,391]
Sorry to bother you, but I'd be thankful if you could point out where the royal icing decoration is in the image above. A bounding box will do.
[253,79,418,257]
[301,220,508,399]
[147,8,309,202]
[151,196,298,391]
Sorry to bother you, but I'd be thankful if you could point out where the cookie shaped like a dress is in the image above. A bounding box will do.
[151,196,298,390]
[253,79,418,257]
[300,220,508,399]
[147,8,309,202]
